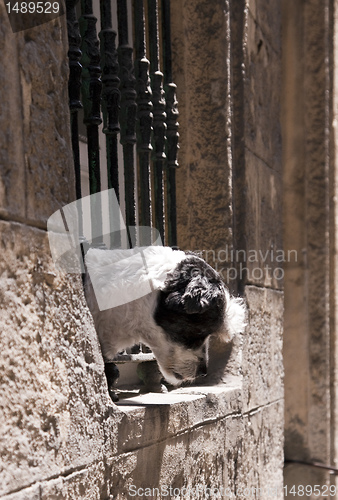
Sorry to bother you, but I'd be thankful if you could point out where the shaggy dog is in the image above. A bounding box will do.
[84,246,246,388]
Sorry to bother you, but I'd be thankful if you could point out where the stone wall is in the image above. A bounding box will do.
[0,4,115,497]
[283,0,338,494]
[0,0,284,499]
[172,0,284,495]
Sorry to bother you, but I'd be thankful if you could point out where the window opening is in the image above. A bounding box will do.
[65,0,179,396]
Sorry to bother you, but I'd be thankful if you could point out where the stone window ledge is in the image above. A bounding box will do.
[114,382,242,452]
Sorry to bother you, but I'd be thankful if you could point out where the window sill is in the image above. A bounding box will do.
[113,382,242,453]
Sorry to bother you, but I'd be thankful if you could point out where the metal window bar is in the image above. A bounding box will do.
[117,0,137,235]
[99,0,121,248]
[148,0,166,243]
[65,0,179,392]
[79,0,104,249]
[134,0,153,246]
[66,1,83,229]
[161,0,179,247]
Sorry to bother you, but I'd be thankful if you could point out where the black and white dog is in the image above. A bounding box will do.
[85,246,246,387]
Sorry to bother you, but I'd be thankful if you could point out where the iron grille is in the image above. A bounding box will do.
[66,0,179,248]
[65,0,179,395]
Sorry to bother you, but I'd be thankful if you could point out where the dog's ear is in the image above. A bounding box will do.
[165,275,225,314]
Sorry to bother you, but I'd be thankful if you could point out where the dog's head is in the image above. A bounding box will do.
[152,255,246,385]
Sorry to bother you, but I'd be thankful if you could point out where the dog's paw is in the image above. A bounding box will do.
[104,362,120,402]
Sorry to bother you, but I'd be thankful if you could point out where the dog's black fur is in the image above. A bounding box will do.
[154,256,226,349]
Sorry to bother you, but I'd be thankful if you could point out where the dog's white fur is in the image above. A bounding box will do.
[85,246,246,386]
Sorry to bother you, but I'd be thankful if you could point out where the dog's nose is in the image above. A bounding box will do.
[197,360,207,377]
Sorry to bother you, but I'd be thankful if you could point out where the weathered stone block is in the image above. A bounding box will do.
[0,9,75,228]
[247,0,282,54]
[282,0,332,473]
[115,385,241,455]
[109,417,241,499]
[109,407,283,499]
[242,286,284,412]
[0,221,114,496]
[0,3,26,221]
[17,16,76,225]
[1,484,41,500]
[240,401,284,500]
[40,462,108,500]
[223,414,245,494]
[244,151,283,289]
[206,330,243,382]
[284,463,329,500]
[170,0,233,253]
[244,12,282,173]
